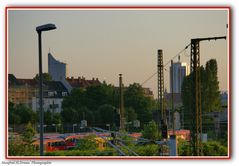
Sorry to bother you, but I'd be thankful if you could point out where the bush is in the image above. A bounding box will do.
[134,144,159,156]
[8,139,38,156]
[177,139,191,156]
[203,141,227,156]
[45,148,117,156]
[177,139,228,156]
[75,135,97,150]
[142,120,159,141]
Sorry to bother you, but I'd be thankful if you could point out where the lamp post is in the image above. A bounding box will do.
[36,23,56,156]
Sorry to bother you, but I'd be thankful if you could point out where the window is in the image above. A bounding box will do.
[48,91,54,97]
[62,92,67,97]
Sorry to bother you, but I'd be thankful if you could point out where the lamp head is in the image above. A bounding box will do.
[36,23,56,32]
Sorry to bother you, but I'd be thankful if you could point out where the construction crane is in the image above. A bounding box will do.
[190,36,226,156]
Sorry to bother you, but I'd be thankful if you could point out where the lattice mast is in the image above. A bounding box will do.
[190,36,226,156]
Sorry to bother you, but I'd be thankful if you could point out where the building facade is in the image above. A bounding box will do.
[170,62,189,93]
[32,81,68,113]
[8,74,38,108]
[48,53,72,92]
[8,74,68,113]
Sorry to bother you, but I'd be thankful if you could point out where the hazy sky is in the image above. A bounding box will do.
[8,9,228,97]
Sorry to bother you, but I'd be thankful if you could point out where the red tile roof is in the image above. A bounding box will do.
[66,77,101,88]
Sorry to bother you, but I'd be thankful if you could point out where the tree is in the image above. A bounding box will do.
[204,59,221,112]
[62,88,86,110]
[142,120,159,141]
[34,73,52,81]
[97,104,116,127]
[8,101,21,125]
[8,103,37,125]
[85,84,115,110]
[22,122,36,144]
[125,107,137,123]
[124,83,155,126]
[181,59,221,130]
[43,111,62,125]
[61,108,79,124]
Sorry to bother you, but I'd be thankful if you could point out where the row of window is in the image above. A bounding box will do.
[48,91,67,97]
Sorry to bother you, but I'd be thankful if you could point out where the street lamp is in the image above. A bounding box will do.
[36,23,56,156]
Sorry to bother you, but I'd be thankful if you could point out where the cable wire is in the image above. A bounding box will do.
[141,43,191,86]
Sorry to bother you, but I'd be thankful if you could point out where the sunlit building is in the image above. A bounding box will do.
[170,62,190,93]
[8,74,38,108]
[48,52,72,92]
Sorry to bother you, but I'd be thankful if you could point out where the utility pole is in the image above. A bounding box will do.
[158,50,167,138]
[190,36,226,156]
[171,60,175,134]
[119,74,125,131]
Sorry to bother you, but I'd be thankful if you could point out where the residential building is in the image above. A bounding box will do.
[66,76,101,89]
[32,81,68,113]
[142,88,154,99]
[8,74,38,108]
[8,74,68,113]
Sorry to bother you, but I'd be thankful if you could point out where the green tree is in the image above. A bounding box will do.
[8,101,21,125]
[61,108,79,124]
[34,73,52,81]
[97,104,116,127]
[181,59,221,130]
[202,141,227,156]
[22,122,36,144]
[124,83,155,126]
[142,120,159,141]
[9,103,37,125]
[125,107,137,122]
[204,59,221,112]
[85,84,115,110]
[43,111,62,125]
[62,88,86,110]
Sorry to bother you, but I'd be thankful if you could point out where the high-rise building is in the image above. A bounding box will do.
[170,62,189,93]
[48,53,72,92]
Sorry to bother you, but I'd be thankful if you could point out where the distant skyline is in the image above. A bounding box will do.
[8,8,229,97]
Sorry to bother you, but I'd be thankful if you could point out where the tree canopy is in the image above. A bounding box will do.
[61,83,156,130]
[34,73,52,82]
[181,59,221,137]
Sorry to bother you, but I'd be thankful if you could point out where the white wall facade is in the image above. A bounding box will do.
[32,97,63,113]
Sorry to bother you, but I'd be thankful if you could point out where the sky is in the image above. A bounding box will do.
[8,9,228,97]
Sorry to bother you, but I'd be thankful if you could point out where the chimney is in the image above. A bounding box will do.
[92,77,95,81]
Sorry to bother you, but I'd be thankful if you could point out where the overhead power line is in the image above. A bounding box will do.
[141,43,191,86]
